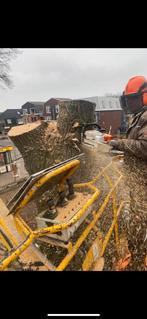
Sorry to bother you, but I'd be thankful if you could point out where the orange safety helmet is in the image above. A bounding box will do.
[120,76,147,113]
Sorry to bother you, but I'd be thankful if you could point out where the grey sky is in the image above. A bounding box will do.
[0,48,147,112]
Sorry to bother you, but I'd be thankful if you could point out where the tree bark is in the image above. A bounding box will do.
[57,100,96,141]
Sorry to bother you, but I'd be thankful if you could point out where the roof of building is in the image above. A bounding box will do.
[82,96,122,111]
[28,101,45,105]
[0,109,23,119]
[45,98,72,105]
[21,102,45,108]
[54,98,72,101]
[21,102,45,116]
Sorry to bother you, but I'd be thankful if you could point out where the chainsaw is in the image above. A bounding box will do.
[82,127,124,156]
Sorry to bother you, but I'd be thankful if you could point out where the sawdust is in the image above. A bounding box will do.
[116,158,147,271]
[44,121,61,138]
[37,151,145,272]
[47,121,58,133]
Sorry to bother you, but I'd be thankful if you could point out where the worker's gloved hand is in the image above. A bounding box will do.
[109,139,119,149]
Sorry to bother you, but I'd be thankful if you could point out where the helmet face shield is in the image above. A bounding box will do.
[120,93,143,114]
[119,95,128,113]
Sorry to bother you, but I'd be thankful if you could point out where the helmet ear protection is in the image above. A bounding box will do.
[120,81,147,113]
[138,82,147,105]
[138,81,147,92]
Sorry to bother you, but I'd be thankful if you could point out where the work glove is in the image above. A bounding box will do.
[108,139,119,149]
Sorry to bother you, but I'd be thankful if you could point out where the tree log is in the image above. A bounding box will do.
[8,120,80,175]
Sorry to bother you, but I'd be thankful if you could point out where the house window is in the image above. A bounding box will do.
[30,108,35,114]
[23,109,28,115]
[18,119,23,125]
[55,105,59,113]
[46,106,51,113]
[7,119,12,124]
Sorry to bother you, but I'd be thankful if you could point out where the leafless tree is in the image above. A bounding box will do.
[0,48,20,89]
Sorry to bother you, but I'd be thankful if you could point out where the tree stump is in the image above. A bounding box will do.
[8,100,96,176]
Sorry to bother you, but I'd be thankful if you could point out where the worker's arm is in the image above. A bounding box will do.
[110,111,147,160]
[110,125,147,160]
[115,137,147,160]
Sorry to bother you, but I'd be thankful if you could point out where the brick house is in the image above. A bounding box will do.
[21,101,45,123]
[0,109,23,133]
[43,98,71,121]
[82,96,127,136]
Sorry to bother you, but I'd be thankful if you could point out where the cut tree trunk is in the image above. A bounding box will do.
[8,120,80,175]
[8,100,96,176]
[57,100,96,141]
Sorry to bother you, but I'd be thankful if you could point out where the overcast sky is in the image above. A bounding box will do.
[0,48,147,112]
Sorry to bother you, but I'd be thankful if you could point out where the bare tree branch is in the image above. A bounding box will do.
[0,48,21,89]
